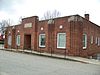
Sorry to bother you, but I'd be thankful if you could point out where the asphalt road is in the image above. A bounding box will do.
[0,50,100,75]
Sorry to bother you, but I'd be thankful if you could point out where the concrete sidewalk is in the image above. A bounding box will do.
[1,48,100,65]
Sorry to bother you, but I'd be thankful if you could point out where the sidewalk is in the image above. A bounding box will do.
[1,48,100,65]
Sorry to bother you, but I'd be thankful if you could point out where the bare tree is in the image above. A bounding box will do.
[18,16,25,24]
[18,16,22,24]
[42,10,61,20]
[0,19,11,35]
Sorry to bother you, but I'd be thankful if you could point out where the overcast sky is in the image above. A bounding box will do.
[0,0,100,25]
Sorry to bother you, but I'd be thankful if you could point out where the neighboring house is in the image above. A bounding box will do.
[4,14,100,58]
[0,33,4,44]
[0,33,4,41]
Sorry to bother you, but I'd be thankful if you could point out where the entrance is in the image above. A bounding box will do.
[24,34,31,50]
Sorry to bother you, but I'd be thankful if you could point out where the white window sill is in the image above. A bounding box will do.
[39,46,45,48]
[57,47,66,49]
[83,47,87,49]
[17,45,20,46]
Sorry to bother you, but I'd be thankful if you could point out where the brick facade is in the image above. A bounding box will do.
[4,14,100,58]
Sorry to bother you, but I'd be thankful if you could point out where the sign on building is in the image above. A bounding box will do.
[24,23,32,28]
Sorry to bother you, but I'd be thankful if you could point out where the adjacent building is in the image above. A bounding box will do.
[4,14,100,58]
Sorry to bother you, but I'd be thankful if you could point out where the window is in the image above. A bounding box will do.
[16,35,20,46]
[91,36,93,44]
[39,34,45,47]
[98,37,100,46]
[57,33,66,49]
[8,35,11,46]
[95,37,98,44]
[83,33,87,49]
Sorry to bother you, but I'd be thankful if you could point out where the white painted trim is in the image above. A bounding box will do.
[16,35,20,46]
[39,34,46,47]
[95,37,98,44]
[57,33,66,49]
[98,37,100,46]
[91,36,93,44]
[83,47,87,49]
[8,35,12,46]
[83,33,87,49]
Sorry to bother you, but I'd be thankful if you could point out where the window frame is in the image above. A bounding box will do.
[95,37,98,44]
[39,34,46,47]
[16,35,20,46]
[83,33,87,49]
[57,33,66,49]
[98,37,100,46]
[8,35,12,46]
[91,36,93,44]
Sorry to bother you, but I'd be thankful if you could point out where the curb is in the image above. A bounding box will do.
[0,49,100,65]
[0,49,79,62]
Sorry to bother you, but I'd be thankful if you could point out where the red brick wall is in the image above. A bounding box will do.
[80,19,100,57]
[37,20,49,52]
[4,15,100,58]
[15,25,21,49]
[20,16,38,50]
[5,26,13,48]
[36,17,71,55]
[69,21,83,56]
[53,17,69,55]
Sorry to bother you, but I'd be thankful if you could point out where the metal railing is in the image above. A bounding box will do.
[1,44,100,60]
[0,44,68,59]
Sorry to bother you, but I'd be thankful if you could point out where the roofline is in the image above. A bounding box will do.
[22,16,38,20]
[6,14,100,28]
[78,15,100,28]
[39,14,80,22]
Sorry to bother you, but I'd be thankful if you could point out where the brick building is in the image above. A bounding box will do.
[4,14,100,58]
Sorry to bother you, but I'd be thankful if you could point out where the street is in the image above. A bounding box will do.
[0,50,100,75]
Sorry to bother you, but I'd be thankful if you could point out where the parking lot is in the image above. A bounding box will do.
[0,50,100,75]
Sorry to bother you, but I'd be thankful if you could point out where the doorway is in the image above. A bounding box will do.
[24,34,31,50]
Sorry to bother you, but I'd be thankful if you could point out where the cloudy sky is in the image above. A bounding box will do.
[0,0,100,25]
